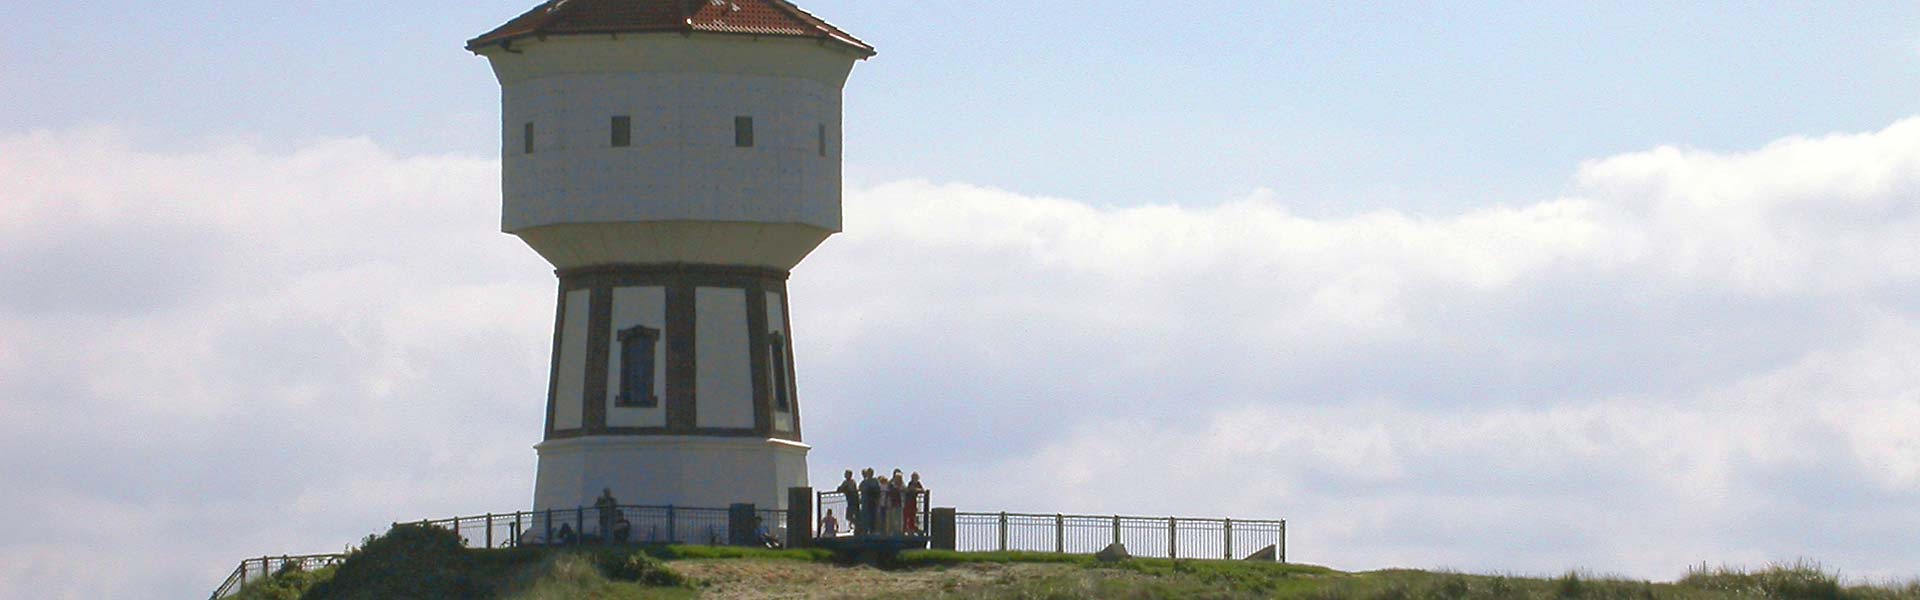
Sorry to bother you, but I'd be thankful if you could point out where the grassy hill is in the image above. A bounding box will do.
[230,524,1920,599]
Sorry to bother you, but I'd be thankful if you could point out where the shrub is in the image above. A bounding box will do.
[302,523,538,600]
[1681,561,1844,600]
[594,550,688,587]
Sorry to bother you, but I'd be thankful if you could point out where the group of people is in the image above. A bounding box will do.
[820,468,925,537]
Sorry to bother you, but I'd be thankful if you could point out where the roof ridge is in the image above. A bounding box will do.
[466,0,873,56]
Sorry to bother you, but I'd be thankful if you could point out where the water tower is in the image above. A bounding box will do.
[466,0,873,513]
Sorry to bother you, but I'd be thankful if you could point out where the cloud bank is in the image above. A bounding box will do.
[3,119,1918,597]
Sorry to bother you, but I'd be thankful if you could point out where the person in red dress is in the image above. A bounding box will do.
[903,472,924,534]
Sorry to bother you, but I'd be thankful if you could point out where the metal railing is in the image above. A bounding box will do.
[814,488,931,538]
[412,505,789,548]
[208,554,346,599]
[210,503,789,599]
[212,502,1289,598]
[953,511,1285,562]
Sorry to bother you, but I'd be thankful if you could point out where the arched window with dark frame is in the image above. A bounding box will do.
[617,325,660,408]
[768,331,791,412]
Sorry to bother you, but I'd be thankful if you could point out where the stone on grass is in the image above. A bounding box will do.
[1096,543,1130,562]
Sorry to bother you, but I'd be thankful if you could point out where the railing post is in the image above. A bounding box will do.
[1224,518,1232,559]
[486,513,494,548]
[997,512,1008,552]
[667,505,677,544]
[1168,517,1177,559]
[544,508,553,545]
[1054,514,1064,553]
[1279,520,1287,564]
[574,506,585,546]
[514,512,523,547]
[452,515,460,542]
[1112,515,1121,548]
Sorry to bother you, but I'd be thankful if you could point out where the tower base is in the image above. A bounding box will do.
[533,436,809,512]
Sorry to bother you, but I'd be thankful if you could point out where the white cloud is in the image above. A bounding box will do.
[3,117,1919,596]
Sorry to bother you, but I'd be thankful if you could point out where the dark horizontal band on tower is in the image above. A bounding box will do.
[557,263,792,281]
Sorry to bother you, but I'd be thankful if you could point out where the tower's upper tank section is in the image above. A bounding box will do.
[468,0,874,271]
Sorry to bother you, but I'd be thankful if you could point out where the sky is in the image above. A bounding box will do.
[3,1,1920,598]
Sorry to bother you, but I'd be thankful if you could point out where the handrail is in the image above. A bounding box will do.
[208,553,348,599]
[955,510,1282,524]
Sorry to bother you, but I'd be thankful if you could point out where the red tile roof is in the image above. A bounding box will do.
[467,0,874,57]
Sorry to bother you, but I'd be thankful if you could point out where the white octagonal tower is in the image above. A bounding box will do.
[467,0,873,512]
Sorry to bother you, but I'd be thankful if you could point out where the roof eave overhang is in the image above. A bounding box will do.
[466,29,875,58]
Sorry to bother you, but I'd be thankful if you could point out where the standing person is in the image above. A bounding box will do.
[857,468,882,537]
[904,472,925,534]
[819,509,840,537]
[593,488,619,540]
[885,469,906,535]
[835,470,861,535]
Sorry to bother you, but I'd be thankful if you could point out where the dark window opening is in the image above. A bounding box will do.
[617,325,660,408]
[523,122,535,154]
[735,116,754,148]
[817,123,827,157]
[769,331,791,412]
[611,116,631,147]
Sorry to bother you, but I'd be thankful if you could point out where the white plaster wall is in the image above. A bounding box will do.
[607,286,666,428]
[533,436,810,512]
[766,291,794,433]
[499,69,841,233]
[553,289,591,431]
[487,35,855,273]
[695,287,754,429]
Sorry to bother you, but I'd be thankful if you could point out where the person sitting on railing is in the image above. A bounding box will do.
[835,470,861,536]
[819,508,840,537]
[555,522,576,545]
[610,511,632,543]
[904,472,925,534]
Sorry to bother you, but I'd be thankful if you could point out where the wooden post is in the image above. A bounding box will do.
[1111,515,1121,548]
[574,507,585,546]
[1224,518,1232,559]
[544,508,553,545]
[788,487,813,548]
[452,516,460,542]
[1054,514,1065,553]
[930,508,957,550]
[486,513,494,548]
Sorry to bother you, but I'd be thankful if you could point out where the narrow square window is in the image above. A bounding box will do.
[769,332,791,412]
[735,116,754,148]
[523,121,535,154]
[611,116,631,147]
[817,123,827,157]
[617,325,660,408]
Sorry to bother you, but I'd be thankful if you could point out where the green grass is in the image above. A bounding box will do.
[227,526,1920,599]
